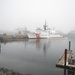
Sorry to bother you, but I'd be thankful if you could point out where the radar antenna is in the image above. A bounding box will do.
[44,20,47,30]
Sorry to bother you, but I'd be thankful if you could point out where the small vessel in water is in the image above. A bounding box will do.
[27,21,63,39]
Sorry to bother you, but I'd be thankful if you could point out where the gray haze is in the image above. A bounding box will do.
[0,0,75,33]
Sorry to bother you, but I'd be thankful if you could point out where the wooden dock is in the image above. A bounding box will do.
[56,50,75,70]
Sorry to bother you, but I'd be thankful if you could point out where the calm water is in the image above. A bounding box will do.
[0,37,75,75]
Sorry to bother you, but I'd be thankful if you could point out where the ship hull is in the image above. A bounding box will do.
[27,33,36,39]
[27,33,63,39]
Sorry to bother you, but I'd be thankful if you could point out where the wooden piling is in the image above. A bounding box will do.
[64,69,66,75]
[64,49,67,67]
[69,41,71,50]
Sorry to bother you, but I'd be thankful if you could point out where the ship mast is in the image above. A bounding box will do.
[44,20,47,30]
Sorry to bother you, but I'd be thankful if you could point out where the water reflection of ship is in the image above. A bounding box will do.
[36,39,51,55]
[36,39,51,48]
[36,39,41,50]
[43,43,47,56]
[24,39,29,47]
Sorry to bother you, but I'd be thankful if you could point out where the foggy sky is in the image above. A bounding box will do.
[0,0,75,33]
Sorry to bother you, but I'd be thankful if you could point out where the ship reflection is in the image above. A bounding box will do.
[64,69,75,75]
[36,39,51,56]
[36,39,41,50]
[43,43,46,56]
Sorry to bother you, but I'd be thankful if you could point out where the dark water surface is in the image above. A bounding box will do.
[0,37,75,75]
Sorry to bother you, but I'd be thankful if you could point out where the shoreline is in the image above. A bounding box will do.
[0,67,24,75]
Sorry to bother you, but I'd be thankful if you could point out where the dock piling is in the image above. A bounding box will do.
[64,49,67,67]
[69,41,71,50]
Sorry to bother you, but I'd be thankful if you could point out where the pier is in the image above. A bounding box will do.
[56,41,75,70]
